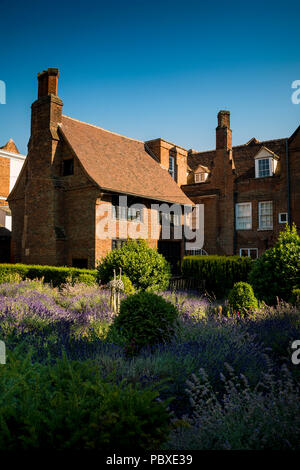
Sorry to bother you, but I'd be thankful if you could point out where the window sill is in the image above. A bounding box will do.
[255,175,274,179]
[257,228,273,231]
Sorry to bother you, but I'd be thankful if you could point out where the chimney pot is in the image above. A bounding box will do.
[217,110,230,129]
[216,110,232,150]
[37,68,59,99]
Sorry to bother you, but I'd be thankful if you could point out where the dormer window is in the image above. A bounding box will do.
[258,158,271,177]
[254,147,279,178]
[194,165,209,183]
[195,172,208,183]
[169,156,175,179]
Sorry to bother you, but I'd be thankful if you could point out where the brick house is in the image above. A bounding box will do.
[7,68,300,268]
[183,110,300,257]
[8,69,193,270]
[0,140,25,261]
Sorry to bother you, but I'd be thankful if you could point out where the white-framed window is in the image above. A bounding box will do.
[159,210,181,226]
[278,212,288,224]
[236,202,252,230]
[195,172,208,183]
[255,157,275,178]
[127,206,143,222]
[240,248,258,259]
[258,201,273,230]
[169,156,175,179]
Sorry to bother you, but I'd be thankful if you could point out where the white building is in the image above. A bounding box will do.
[0,139,26,231]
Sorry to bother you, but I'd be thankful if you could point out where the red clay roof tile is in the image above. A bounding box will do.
[60,115,193,205]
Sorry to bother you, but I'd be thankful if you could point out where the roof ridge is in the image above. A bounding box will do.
[61,115,145,144]
[189,137,287,157]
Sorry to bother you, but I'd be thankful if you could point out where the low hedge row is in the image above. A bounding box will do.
[0,263,97,287]
[181,255,253,298]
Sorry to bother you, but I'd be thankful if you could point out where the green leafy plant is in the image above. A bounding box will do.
[249,224,300,304]
[0,263,97,287]
[73,273,97,286]
[181,255,253,299]
[228,282,258,316]
[110,292,179,354]
[96,239,171,292]
[0,348,171,450]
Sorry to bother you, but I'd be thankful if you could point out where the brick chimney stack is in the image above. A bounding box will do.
[24,68,64,265]
[37,68,59,98]
[30,68,62,138]
[216,110,232,151]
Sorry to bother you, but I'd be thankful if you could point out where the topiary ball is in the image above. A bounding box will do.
[111,291,179,354]
[228,281,258,316]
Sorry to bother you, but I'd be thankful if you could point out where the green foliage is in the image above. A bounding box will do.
[0,263,97,287]
[111,292,179,354]
[181,255,253,298]
[290,288,300,305]
[0,349,171,450]
[73,272,97,286]
[228,282,258,315]
[249,224,300,304]
[96,239,171,292]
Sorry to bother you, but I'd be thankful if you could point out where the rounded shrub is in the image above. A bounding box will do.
[228,281,258,315]
[249,224,300,304]
[111,291,179,353]
[96,239,171,292]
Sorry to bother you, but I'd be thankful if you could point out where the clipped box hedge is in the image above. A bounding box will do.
[0,263,97,287]
[181,255,253,298]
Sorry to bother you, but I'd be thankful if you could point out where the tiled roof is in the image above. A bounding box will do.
[0,138,19,154]
[60,116,193,205]
[188,138,287,180]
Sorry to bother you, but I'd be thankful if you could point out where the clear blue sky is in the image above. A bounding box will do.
[1,0,299,155]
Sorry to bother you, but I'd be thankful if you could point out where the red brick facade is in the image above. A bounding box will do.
[183,111,300,257]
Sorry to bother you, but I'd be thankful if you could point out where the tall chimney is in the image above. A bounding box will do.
[37,68,59,98]
[23,67,63,266]
[216,110,232,151]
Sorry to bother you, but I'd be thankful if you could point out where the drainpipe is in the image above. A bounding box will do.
[233,191,237,255]
[286,138,291,225]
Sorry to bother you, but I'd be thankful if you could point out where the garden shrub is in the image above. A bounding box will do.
[73,272,97,286]
[228,282,258,315]
[0,263,97,287]
[0,349,171,450]
[96,239,171,292]
[181,255,253,298]
[166,362,300,450]
[110,292,179,354]
[249,224,300,304]
[245,301,300,359]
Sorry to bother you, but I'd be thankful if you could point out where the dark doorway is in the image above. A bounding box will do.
[72,258,88,269]
[158,240,182,274]
[0,227,11,263]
